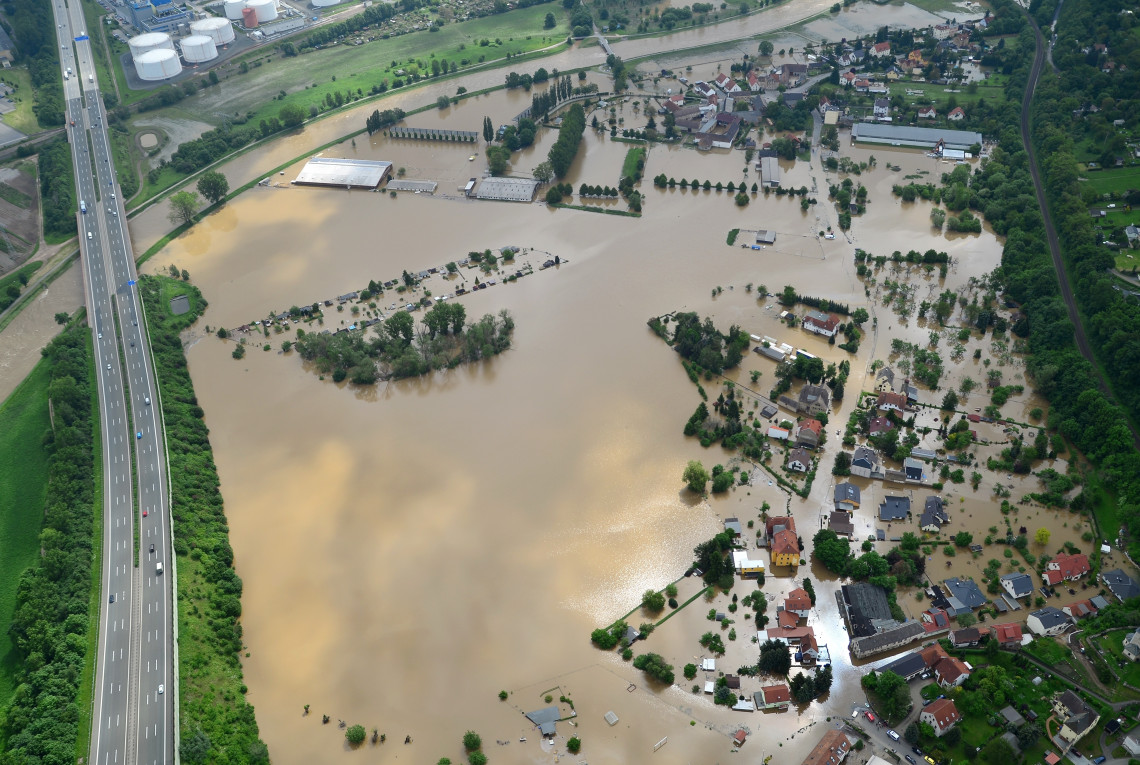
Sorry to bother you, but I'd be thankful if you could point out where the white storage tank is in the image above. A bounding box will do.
[190,17,235,45]
[223,0,245,20]
[180,35,218,63]
[128,32,174,60]
[247,0,277,23]
[135,49,183,81]
[312,0,342,8]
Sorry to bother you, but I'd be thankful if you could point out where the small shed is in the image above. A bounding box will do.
[733,730,747,747]
[702,658,716,671]
[604,711,619,726]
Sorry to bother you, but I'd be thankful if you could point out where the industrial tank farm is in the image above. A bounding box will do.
[127,31,174,59]
[179,35,217,63]
[190,16,235,46]
[246,0,277,23]
[134,48,182,81]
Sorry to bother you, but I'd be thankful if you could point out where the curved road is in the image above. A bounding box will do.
[1018,11,1140,451]
[51,2,175,764]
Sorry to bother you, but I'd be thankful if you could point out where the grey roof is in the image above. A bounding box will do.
[904,457,924,478]
[756,344,785,361]
[920,496,948,529]
[851,122,983,151]
[1029,606,1069,630]
[829,511,855,536]
[877,367,895,384]
[799,384,830,407]
[910,448,937,461]
[834,483,861,505]
[842,582,894,637]
[0,23,13,53]
[853,446,879,468]
[1091,595,1110,609]
[879,495,910,521]
[295,157,393,189]
[760,404,778,418]
[1000,705,1025,727]
[1000,572,1034,598]
[1057,690,1097,734]
[525,706,561,736]
[882,651,927,679]
[1101,569,1140,601]
[476,177,540,202]
[725,518,743,535]
[1000,731,1021,752]
[851,621,925,656]
[944,577,987,609]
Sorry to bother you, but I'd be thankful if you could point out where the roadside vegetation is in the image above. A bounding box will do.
[0,261,43,312]
[5,0,64,128]
[138,275,269,764]
[0,326,98,765]
[38,140,78,242]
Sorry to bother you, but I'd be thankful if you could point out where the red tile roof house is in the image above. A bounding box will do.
[871,41,892,57]
[785,588,812,618]
[759,684,791,709]
[796,418,823,448]
[992,622,1023,646]
[1043,553,1090,586]
[778,609,800,628]
[918,106,937,119]
[947,106,966,121]
[868,416,893,436]
[920,698,961,736]
[876,391,908,412]
[934,656,971,688]
[802,311,841,337]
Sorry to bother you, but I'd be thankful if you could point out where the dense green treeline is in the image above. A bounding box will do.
[0,327,97,765]
[1022,0,1140,551]
[5,0,65,127]
[548,103,585,177]
[39,140,77,240]
[137,276,268,765]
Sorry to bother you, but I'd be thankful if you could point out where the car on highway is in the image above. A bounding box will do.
[106,363,111,370]
[158,684,164,695]
[145,397,150,405]
[136,431,142,439]
[98,332,102,339]
[149,543,155,554]
[143,510,147,517]
[87,231,92,240]
[109,593,115,603]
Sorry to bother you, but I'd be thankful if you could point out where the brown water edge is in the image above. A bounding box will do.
[0,263,83,405]
[145,102,1017,763]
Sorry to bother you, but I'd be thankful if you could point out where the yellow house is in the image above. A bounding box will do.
[771,530,800,567]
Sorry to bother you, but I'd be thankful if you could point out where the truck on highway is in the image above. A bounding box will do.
[89,74,93,82]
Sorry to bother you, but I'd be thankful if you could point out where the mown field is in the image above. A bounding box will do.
[0,360,52,707]
[1082,166,1140,197]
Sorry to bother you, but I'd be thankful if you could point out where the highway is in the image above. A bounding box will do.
[51,3,174,764]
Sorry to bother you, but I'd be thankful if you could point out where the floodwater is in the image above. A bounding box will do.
[0,263,83,405]
[139,85,1027,762]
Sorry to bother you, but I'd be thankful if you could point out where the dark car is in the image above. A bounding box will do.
[905,757,917,765]
[109,593,115,603]
[912,748,924,756]
[149,543,155,554]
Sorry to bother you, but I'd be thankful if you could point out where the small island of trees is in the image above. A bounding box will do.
[293,303,513,384]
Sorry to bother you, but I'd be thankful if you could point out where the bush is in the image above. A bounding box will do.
[346,725,366,745]
[463,731,482,752]
[567,737,581,754]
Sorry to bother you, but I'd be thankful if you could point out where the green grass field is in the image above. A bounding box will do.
[0,260,44,298]
[1082,166,1140,196]
[0,68,44,136]
[898,81,1008,108]
[1096,631,1140,687]
[0,360,52,707]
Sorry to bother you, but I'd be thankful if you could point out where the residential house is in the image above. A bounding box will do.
[910,448,937,461]
[904,457,925,482]
[784,92,805,109]
[1101,569,1140,602]
[992,622,1023,646]
[842,581,897,637]
[879,495,910,521]
[1123,628,1140,661]
[714,72,742,94]
[867,416,893,437]
[873,98,890,119]
[1043,553,1090,586]
[787,447,812,473]
[1000,572,1034,600]
[834,482,861,510]
[870,41,892,57]
[768,425,791,441]
[920,642,950,668]
[949,627,981,647]
[785,588,812,618]
[724,517,743,537]
[876,391,908,412]
[1027,606,1070,637]
[934,656,970,688]
[875,367,896,392]
[850,621,926,658]
[907,50,926,68]
[1124,733,1140,757]
[1063,596,1108,620]
[803,311,841,337]
[796,418,823,448]
[771,529,800,566]
[779,63,807,85]
[1125,224,1140,247]
[918,106,937,119]
[800,730,851,765]
[922,607,950,631]
[885,65,904,81]
[747,70,762,92]
[854,78,872,93]
[1053,690,1100,751]
[828,511,855,537]
[882,650,930,681]
[850,446,883,479]
[693,81,716,98]
[944,577,988,610]
[947,106,965,121]
[732,550,766,578]
[841,70,857,86]
[919,496,948,532]
[932,23,958,40]
[757,684,791,709]
[920,698,961,736]
[798,384,832,415]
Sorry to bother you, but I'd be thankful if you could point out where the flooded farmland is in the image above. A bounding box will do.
[137,55,1065,764]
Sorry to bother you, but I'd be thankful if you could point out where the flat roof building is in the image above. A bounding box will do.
[756,230,777,244]
[476,177,539,202]
[851,123,982,152]
[294,157,393,189]
[760,156,781,188]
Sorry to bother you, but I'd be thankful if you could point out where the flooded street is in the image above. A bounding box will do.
[141,93,1021,760]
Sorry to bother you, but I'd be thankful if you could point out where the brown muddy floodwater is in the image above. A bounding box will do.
[0,263,83,405]
[143,83,1011,763]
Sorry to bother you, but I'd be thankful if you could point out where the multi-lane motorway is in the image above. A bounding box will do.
[51,4,174,764]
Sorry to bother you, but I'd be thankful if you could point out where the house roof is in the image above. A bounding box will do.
[921,643,949,668]
[924,698,960,730]
[801,730,851,765]
[993,622,1023,643]
[948,106,965,118]
[876,367,895,383]
[920,496,947,528]
[934,656,970,684]
[853,446,880,467]
[772,529,800,558]
[868,416,893,435]
[882,651,928,679]
[799,384,831,407]
[525,706,561,736]
[786,588,812,612]
[944,577,987,609]
[873,41,891,53]
[1000,705,1025,726]
[787,447,812,466]
[761,684,791,704]
[1102,569,1140,601]
[1029,606,1069,630]
[1000,572,1034,597]
[834,482,860,504]
[877,391,908,409]
[842,582,894,637]
[799,418,823,436]
[725,517,743,535]
[766,516,796,538]
[1057,690,1097,734]
[879,495,910,521]
[778,609,800,628]
[829,511,855,536]
[1050,553,1090,580]
[950,627,980,643]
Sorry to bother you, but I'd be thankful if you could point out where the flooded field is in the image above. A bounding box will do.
[0,263,82,404]
[135,43,1075,764]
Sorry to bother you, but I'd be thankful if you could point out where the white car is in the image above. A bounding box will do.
[158,684,164,695]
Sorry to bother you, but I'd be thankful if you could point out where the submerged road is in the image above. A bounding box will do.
[1018,11,1140,451]
[51,0,175,762]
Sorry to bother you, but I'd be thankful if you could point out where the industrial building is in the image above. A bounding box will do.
[294,158,393,189]
[127,0,193,34]
[760,156,781,188]
[851,123,983,152]
[475,177,539,202]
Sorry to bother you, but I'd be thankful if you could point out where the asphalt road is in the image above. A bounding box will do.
[51,3,174,764]
[1019,10,1140,452]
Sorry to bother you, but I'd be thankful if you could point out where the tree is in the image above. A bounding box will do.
[684,663,698,679]
[168,191,200,226]
[180,729,211,764]
[279,103,305,127]
[956,611,977,628]
[544,11,556,28]
[533,160,555,184]
[567,737,581,753]
[812,529,851,575]
[54,312,69,325]
[832,452,851,476]
[683,460,709,492]
[802,578,817,605]
[903,722,920,745]
[941,389,959,411]
[813,664,833,695]
[981,735,1015,763]
[757,639,791,676]
[463,731,482,752]
[196,171,229,205]
[346,725,366,745]
[852,307,869,325]
[953,531,973,547]
[642,589,666,612]
[1035,527,1051,545]
[483,116,494,143]
[759,40,774,57]
[436,95,451,109]
[468,754,488,765]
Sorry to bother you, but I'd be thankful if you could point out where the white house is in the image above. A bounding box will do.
[947,106,965,121]
[1027,607,1070,637]
[918,106,937,119]
[1000,572,1034,600]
